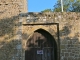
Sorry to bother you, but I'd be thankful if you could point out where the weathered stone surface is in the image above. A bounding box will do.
[0,0,27,60]
[0,0,80,60]
[22,12,80,60]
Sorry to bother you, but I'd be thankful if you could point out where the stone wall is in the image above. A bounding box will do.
[0,0,27,60]
[0,1,80,60]
[22,12,80,60]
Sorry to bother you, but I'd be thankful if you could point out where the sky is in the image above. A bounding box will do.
[28,0,57,12]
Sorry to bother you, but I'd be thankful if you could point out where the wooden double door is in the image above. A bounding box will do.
[25,29,57,60]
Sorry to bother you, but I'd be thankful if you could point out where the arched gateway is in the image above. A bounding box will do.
[25,29,57,60]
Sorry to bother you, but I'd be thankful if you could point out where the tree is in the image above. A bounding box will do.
[70,1,80,12]
[41,9,52,13]
[53,0,80,12]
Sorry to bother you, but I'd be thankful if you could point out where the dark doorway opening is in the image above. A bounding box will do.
[25,29,57,60]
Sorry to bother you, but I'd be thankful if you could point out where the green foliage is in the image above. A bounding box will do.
[53,1,61,12]
[70,2,80,12]
[41,9,52,13]
[53,0,80,12]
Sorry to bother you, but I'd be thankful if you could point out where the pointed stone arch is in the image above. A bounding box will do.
[25,28,57,60]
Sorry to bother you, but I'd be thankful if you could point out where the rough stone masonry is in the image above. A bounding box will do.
[0,0,80,60]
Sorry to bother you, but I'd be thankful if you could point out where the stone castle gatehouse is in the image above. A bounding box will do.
[0,0,80,60]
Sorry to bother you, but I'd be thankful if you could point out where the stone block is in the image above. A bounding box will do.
[65,53,69,57]
[60,45,66,49]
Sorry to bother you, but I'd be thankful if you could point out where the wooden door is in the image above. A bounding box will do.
[25,30,56,60]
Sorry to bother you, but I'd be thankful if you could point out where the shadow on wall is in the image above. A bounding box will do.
[0,39,21,60]
[0,15,19,36]
[0,13,21,60]
[59,25,71,37]
[59,24,80,60]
